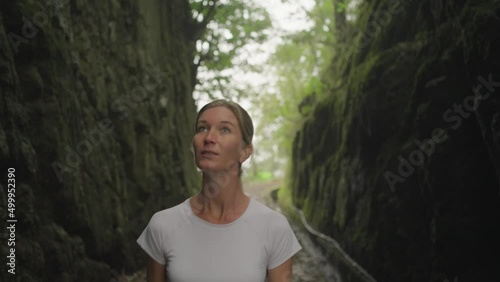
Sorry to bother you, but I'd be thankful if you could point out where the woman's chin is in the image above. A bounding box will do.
[197,166,234,175]
[196,164,220,173]
[196,160,238,175]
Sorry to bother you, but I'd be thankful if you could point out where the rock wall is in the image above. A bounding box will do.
[0,0,200,281]
[290,1,500,281]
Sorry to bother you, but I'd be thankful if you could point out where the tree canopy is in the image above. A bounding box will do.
[189,0,272,101]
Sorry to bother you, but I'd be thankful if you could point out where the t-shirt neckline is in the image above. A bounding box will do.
[185,196,253,228]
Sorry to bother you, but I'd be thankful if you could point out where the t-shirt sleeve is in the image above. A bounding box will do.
[267,214,303,269]
[136,213,166,265]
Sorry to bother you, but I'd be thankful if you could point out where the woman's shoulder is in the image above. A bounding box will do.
[249,198,290,225]
[147,199,190,231]
[246,198,295,243]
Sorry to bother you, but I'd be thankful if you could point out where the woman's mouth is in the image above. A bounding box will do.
[201,150,218,157]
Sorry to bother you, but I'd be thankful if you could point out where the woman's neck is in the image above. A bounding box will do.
[193,171,249,220]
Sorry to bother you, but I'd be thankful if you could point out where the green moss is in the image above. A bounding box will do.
[277,182,301,225]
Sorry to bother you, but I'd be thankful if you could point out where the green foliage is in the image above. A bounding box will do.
[251,0,338,177]
[189,0,272,100]
[337,1,348,13]
[245,170,275,183]
[187,0,363,178]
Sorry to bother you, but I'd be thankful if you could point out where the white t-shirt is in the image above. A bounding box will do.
[136,196,302,282]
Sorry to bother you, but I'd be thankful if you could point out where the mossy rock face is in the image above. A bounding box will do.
[0,0,201,281]
[291,1,500,281]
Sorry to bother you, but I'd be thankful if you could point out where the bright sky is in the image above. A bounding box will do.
[255,0,315,33]
[233,0,315,96]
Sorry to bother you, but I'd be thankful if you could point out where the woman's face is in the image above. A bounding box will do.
[192,106,251,174]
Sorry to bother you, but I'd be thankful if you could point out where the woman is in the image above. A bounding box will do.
[137,99,302,282]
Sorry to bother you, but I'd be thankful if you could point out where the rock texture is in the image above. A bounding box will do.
[290,1,500,282]
[0,0,201,281]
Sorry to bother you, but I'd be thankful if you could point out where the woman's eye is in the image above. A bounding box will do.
[197,126,207,132]
[221,127,230,133]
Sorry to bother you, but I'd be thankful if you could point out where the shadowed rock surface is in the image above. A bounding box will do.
[289,1,500,282]
[0,1,201,281]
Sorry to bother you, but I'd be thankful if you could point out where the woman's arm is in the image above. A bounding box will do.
[267,257,293,282]
[146,255,167,282]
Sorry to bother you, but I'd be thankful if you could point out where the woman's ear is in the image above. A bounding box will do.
[239,144,253,163]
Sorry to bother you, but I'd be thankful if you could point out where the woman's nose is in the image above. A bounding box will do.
[204,129,216,144]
